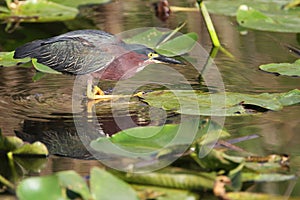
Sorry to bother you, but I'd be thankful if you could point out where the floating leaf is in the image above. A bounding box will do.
[242,172,296,182]
[133,184,199,200]
[277,89,300,106]
[91,167,139,200]
[56,171,91,200]
[90,120,200,159]
[204,0,291,16]
[0,51,30,67]
[124,28,198,56]
[90,119,229,161]
[124,28,166,48]
[17,175,64,200]
[0,129,24,152]
[259,59,300,76]
[12,142,48,157]
[236,5,300,33]
[227,192,300,200]
[140,89,300,116]
[155,32,198,57]
[49,0,111,8]
[32,59,62,74]
[2,0,78,23]
[110,167,216,191]
[17,167,139,200]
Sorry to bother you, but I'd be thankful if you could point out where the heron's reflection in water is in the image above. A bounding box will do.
[15,101,168,160]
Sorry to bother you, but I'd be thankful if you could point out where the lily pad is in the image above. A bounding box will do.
[49,0,110,8]
[0,51,30,67]
[110,167,216,191]
[17,167,138,200]
[17,175,64,200]
[123,28,198,56]
[1,0,78,23]
[12,141,48,157]
[32,59,62,74]
[133,184,199,200]
[140,89,300,116]
[91,167,139,200]
[236,5,300,33]
[90,119,229,160]
[259,59,300,76]
[90,120,201,158]
[17,170,91,200]
[156,32,198,57]
[204,0,291,16]
[0,129,24,152]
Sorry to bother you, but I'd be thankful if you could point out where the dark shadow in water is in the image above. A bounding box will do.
[15,111,154,159]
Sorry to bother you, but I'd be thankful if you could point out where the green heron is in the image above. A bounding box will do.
[14,30,182,99]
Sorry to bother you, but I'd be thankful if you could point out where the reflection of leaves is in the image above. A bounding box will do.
[141,89,300,116]
[237,5,300,33]
[259,59,300,76]
[16,167,139,200]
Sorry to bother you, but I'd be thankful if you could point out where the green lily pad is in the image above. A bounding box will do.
[140,89,300,116]
[32,59,62,74]
[17,167,138,200]
[204,0,291,16]
[17,170,90,200]
[133,184,199,200]
[90,120,200,158]
[3,0,78,23]
[236,5,300,33]
[12,141,48,157]
[259,59,300,76]
[49,0,110,8]
[17,175,64,200]
[124,28,198,57]
[242,172,296,182]
[227,192,298,200]
[110,167,216,191]
[0,51,30,67]
[156,32,198,57]
[0,129,24,152]
[56,171,91,200]
[91,167,139,200]
[124,28,166,48]
[91,119,229,160]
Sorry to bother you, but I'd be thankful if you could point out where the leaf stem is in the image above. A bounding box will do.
[196,0,220,47]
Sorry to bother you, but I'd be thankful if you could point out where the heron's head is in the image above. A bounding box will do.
[125,43,183,65]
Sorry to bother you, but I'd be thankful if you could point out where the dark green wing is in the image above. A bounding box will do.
[14,30,118,75]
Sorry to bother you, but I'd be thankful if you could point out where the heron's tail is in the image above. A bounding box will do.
[13,40,44,59]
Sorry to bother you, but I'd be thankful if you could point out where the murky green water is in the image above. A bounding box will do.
[0,0,299,197]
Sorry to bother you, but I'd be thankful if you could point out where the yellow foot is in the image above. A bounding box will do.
[87,85,112,100]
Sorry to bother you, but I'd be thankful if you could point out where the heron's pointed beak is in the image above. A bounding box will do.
[152,54,183,64]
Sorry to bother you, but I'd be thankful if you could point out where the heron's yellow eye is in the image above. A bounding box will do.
[148,52,158,59]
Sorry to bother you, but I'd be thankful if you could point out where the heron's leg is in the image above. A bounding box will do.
[86,76,115,100]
